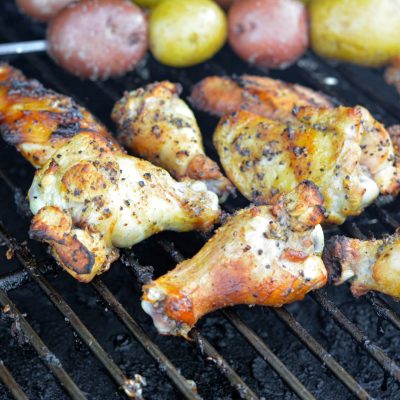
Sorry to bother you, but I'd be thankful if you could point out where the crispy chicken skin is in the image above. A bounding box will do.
[324,234,400,299]
[190,75,332,122]
[214,106,400,225]
[29,132,220,282]
[112,81,234,201]
[0,63,117,168]
[142,181,327,337]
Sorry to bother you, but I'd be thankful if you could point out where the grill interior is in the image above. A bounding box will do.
[1,1,400,399]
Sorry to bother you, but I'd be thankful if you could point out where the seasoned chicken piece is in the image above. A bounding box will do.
[190,75,332,122]
[29,132,220,283]
[384,55,400,95]
[324,234,400,299]
[112,81,233,201]
[142,181,327,337]
[214,106,400,225]
[0,63,118,168]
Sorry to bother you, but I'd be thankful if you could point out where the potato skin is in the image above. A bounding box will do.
[228,0,308,69]
[15,0,74,22]
[149,0,227,67]
[310,0,400,67]
[47,0,148,80]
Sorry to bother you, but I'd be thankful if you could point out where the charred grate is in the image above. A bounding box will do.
[1,1,400,399]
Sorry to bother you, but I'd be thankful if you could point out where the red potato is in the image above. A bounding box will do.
[15,0,74,22]
[47,0,148,80]
[228,0,308,69]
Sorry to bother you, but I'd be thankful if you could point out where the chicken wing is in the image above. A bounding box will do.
[112,81,233,201]
[29,132,220,283]
[190,75,332,122]
[214,106,400,225]
[0,63,118,168]
[324,234,400,299]
[142,181,327,337]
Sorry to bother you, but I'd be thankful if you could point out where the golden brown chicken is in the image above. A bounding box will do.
[0,63,117,168]
[214,106,400,225]
[142,181,327,337]
[324,234,400,299]
[112,81,234,201]
[190,74,332,122]
[29,132,220,283]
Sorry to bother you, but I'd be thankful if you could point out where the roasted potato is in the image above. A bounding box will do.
[310,0,400,67]
[228,0,309,69]
[47,0,148,80]
[149,0,227,67]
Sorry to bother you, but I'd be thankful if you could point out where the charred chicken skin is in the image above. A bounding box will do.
[324,234,400,299]
[142,181,327,337]
[214,106,400,225]
[0,63,117,168]
[29,132,220,283]
[190,74,332,122]
[112,81,233,201]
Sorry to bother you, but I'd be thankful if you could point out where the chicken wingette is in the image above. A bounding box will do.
[214,106,400,225]
[324,234,400,299]
[0,64,220,283]
[29,132,220,283]
[142,181,327,337]
[112,81,233,201]
[0,63,118,168]
[190,75,332,122]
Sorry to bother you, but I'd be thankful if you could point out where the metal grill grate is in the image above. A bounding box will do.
[1,1,400,398]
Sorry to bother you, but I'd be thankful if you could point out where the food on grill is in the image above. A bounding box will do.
[324,234,400,299]
[190,75,332,122]
[29,132,220,283]
[47,0,148,80]
[0,63,116,168]
[112,81,234,201]
[15,0,73,21]
[142,181,327,337]
[384,56,400,95]
[310,0,400,67]
[149,0,227,67]
[214,106,400,225]
[228,0,308,69]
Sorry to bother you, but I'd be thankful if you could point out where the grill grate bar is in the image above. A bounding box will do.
[312,291,400,382]
[273,308,371,400]
[365,294,400,332]
[222,309,315,400]
[91,278,202,400]
[190,330,259,400]
[0,359,28,400]
[0,288,87,400]
[157,239,318,400]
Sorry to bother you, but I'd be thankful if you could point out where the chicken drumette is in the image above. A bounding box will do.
[112,81,233,201]
[0,63,118,168]
[190,74,332,122]
[0,65,220,283]
[142,181,327,337]
[214,106,400,225]
[324,234,400,299]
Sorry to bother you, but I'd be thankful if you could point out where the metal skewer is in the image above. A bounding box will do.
[0,40,47,56]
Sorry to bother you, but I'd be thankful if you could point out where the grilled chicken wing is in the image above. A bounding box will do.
[214,106,400,225]
[112,81,233,201]
[324,234,400,299]
[142,181,327,337]
[190,75,332,122]
[0,63,117,168]
[29,132,220,283]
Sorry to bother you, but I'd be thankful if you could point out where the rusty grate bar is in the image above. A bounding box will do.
[91,279,202,400]
[0,359,28,400]
[273,308,370,400]
[0,288,87,400]
[312,291,400,382]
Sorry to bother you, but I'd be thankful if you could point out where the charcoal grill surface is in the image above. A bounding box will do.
[1,1,400,399]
